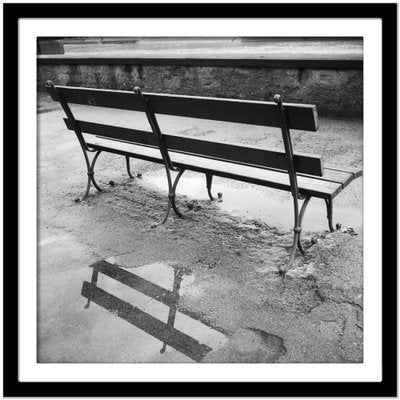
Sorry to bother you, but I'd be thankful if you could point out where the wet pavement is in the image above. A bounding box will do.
[143,172,362,232]
[82,260,228,362]
[39,235,228,363]
[37,96,363,364]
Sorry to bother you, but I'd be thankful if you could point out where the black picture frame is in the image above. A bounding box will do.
[3,2,397,397]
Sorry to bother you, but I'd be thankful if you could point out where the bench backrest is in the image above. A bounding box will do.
[47,83,323,176]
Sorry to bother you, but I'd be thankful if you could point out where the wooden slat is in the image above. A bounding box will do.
[85,136,342,199]
[52,85,318,131]
[320,168,354,188]
[64,118,324,176]
[64,118,158,147]
[165,134,323,176]
[81,282,212,362]
[324,163,363,180]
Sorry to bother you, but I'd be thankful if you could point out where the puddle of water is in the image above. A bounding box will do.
[143,172,362,231]
[82,260,227,362]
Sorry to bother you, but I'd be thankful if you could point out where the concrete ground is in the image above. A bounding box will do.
[37,94,363,363]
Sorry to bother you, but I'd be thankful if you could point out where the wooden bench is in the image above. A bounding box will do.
[45,81,362,273]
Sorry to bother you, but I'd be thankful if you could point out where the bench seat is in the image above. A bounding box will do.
[85,135,362,200]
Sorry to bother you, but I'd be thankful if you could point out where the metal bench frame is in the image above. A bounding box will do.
[46,81,359,273]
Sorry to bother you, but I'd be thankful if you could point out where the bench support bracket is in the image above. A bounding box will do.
[134,86,186,225]
[80,150,103,201]
[324,198,334,232]
[205,174,215,201]
[275,94,306,274]
[160,168,186,225]
[324,198,341,232]
[297,195,312,254]
[280,195,311,273]
[45,81,104,201]
[126,156,134,179]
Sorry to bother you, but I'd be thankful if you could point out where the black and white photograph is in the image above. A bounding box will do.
[4,2,396,397]
[37,36,364,364]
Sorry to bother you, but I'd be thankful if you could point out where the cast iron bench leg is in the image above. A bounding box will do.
[45,81,104,202]
[170,169,185,219]
[205,173,215,200]
[80,150,103,201]
[297,195,312,254]
[125,156,134,179]
[324,198,341,232]
[160,169,186,225]
[205,173,222,201]
[280,196,311,274]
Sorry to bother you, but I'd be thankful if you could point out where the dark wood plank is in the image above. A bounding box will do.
[81,282,212,362]
[64,118,158,148]
[148,93,318,132]
[52,85,318,131]
[65,119,323,176]
[165,133,323,177]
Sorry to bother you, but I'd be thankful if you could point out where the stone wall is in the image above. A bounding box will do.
[38,64,362,118]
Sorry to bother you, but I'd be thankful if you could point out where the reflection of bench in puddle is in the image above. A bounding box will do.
[81,260,216,362]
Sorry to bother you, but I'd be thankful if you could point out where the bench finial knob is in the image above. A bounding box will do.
[45,80,54,89]
[273,94,281,104]
[133,86,142,95]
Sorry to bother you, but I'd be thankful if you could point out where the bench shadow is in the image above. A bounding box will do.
[81,260,221,362]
